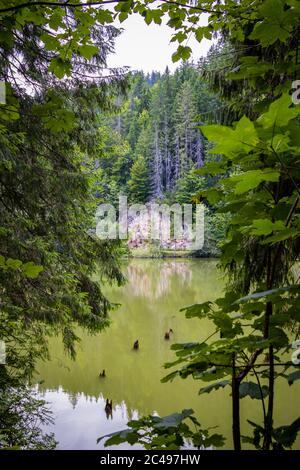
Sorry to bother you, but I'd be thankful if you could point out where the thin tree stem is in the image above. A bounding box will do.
[232,353,241,450]
[263,344,274,450]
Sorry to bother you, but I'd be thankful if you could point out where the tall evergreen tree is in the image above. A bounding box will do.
[101,66,220,201]
[174,81,204,175]
[0,0,127,449]
[128,155,151,203]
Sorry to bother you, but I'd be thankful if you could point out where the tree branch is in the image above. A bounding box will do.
[0,0,216,15]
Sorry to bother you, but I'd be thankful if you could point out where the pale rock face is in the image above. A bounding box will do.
[127,205,193,251]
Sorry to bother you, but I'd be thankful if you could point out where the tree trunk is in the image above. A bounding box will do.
[232,354,241,450]
[263,344,274,450]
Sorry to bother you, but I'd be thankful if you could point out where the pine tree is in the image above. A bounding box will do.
[128,155,151,203]
[148,69,175,196]
[174,168,205,204]
[109,66,220,200]
[152,123,164,199]
[174,80,204,174]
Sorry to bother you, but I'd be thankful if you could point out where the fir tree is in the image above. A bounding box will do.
[128,155,151,203]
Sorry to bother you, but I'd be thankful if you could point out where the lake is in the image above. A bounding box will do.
[35,259,300,449]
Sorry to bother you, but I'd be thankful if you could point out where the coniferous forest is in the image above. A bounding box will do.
[96,64,226,255]
[1,0,300,459]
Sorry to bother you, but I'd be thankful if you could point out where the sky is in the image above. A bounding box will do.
[108,14,212,73]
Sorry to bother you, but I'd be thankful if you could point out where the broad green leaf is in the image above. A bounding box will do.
[249,0,295,46]
[144,9,163,25]
[161,370,179,383]
[172,46,192,63]
[152,409,193,429]
[6,258,22,269]
[262,227,299,243]
[202,116,258,157]
[239,381,268,399]
[98,428,137,446]
[49,57,71,79]
[202,433,225,448]
[180,301,212,318]
[258,93,300,129]
[250,218,285,236]
[114,0,134,13]
[213,312,243,338]
[249,21,290,46]
[48,8,65,30]
[97,9,113,24]
[78,44,99,60]
[287,370,300,385]
[230,169,280,195]
[235,116,259,147]
[198,188,223,204]
[196,161,226,176]
[43,109,76,133]
[272,418,300,448]
[195,28,203,43]
[119,11,128,22]
[16,6,46,27]
[41,33,60,51]
[170,31,187,44]
[22,262,44,279]
[199,380,230,395]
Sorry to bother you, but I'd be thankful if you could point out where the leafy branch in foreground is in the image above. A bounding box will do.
[243,417,300,450]
[0,385,56,449]
[98,409,225,450]
[0,0,127,449]
[90,0,300,451]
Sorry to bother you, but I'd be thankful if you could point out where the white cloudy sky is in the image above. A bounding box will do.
[108,14,212,73]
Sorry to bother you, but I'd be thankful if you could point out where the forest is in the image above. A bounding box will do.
[0,0,300,457]
[96,64,226,255]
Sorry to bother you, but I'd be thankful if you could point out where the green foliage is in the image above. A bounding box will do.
[98,409,225,449]
[0,0,126,449]
[96,0,300,451]
[0,386,56,449]
[272,418,300,449]
[96,0,300,452]
[239,382,268,400]
[199,380,230,395]
[249,0,296,46]
[244,417,300,450]
[174,169,205,204]
[103,66,220,206]
[2,0,300,452]
[287,370,300,386]
[0,256,43,279]
[128,155,151,203]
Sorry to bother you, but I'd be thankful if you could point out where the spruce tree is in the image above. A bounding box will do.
[128,155,151,203]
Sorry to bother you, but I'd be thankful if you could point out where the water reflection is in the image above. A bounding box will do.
[104,399,113,420]
[35,259,300,450]
[38,388,142,449]
[126,260,193,299]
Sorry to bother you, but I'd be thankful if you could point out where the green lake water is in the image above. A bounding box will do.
[35,259,300,449]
